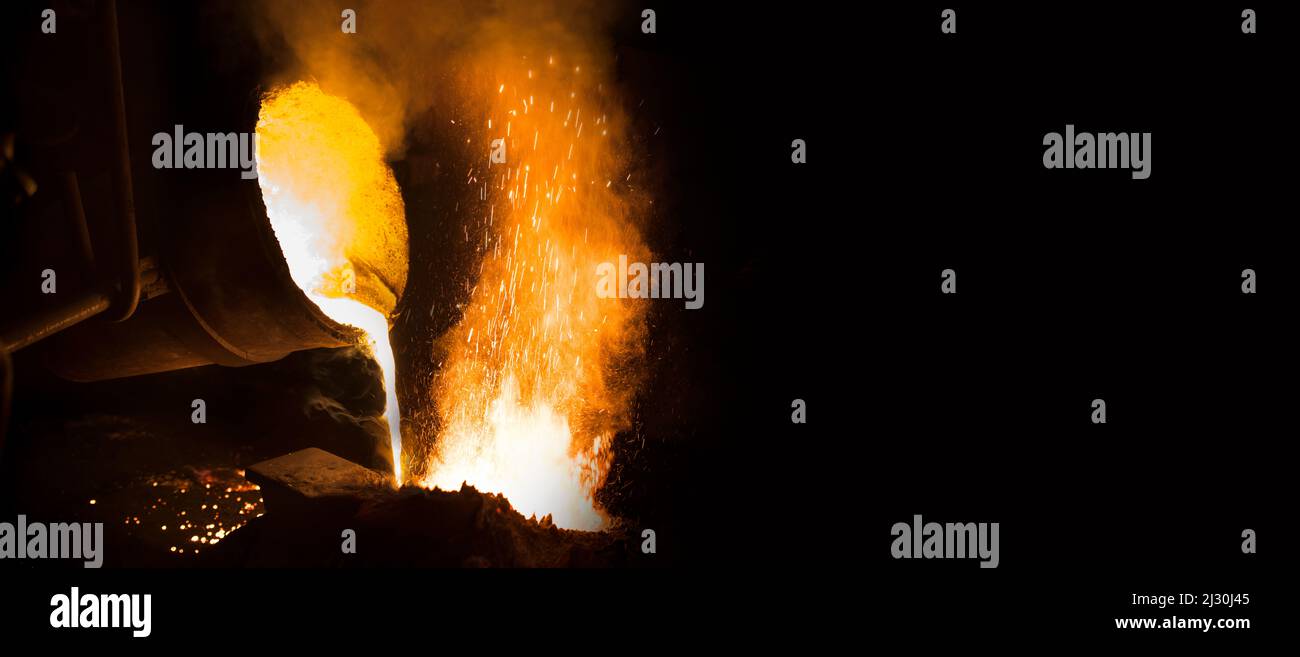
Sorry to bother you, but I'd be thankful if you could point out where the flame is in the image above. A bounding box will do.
[255,81,409,483]
[417,54,647,531]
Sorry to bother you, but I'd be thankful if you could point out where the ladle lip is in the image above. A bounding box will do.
[239,91,403,349]
[241,179,370,347]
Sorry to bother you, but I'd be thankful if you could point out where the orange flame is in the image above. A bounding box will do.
[418,54,647,531]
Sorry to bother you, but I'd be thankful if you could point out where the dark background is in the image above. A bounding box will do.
[1,0,1294,645]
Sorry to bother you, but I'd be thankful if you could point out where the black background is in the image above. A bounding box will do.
[1,0,1295,646]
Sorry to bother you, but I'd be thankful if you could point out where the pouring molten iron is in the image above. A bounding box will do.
[256,60,646,532]
[256,82,409,483]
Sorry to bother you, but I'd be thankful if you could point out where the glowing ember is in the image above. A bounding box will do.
[418,54,648,531]
[255,81,409,483]
[127,469,263,557]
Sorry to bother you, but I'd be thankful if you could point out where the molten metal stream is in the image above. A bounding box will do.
[310,298,403,484]
[255,82,409,483]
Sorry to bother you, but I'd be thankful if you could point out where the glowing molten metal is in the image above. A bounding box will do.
[255,82,409,484]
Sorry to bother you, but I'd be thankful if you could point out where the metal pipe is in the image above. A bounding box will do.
[0,285,115,354]
[0,2,146,356]
[102,0,141,322]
